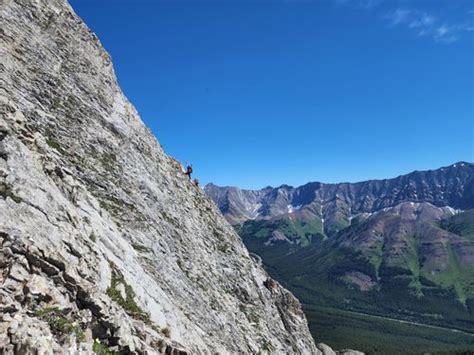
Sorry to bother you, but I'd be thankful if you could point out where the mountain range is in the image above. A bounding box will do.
[205,162,473,229]
[205,162,474,353]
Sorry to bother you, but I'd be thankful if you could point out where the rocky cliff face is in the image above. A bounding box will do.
[0,0,335,353]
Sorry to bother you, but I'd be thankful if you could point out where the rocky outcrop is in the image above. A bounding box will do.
[0,0,329,353]
[316,343,364,355]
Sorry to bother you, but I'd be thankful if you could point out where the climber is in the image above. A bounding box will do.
[184,164,193,180]
[193,179,200,187]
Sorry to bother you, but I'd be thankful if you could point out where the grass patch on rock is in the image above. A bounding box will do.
[46,137,66,155]
[93,339,117,355]
[35,306,84,342]
[131,243,151,253]
[161,325,171,338]
[106,267,151,324]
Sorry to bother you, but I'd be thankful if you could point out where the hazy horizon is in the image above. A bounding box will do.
[206,160,472,190]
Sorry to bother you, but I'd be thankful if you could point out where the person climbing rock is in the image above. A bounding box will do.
[184,164,193,180]
[193,179,199,187]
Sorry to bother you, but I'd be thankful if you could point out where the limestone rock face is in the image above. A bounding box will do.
[0,0,322,353]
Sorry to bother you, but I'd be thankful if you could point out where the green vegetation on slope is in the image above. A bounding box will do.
[35,307,84,342]
[238,217,325,247]
[106,266,151,323]
[421,241,474,305]
[238,210,474,353]
[441,210,474,241]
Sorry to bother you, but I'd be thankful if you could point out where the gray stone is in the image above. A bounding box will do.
[0,0,355,353]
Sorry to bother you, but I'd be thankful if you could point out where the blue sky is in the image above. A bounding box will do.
[69,0,473,189]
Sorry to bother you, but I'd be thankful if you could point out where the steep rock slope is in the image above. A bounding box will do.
[0,0,324,353]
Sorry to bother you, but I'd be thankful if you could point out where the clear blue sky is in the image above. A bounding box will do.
[69,0,473,189]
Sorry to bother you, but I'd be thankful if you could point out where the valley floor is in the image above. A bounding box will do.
[305,305,474,355]
[333,307,474,337]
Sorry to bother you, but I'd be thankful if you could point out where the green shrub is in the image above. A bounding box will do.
[106,268,151,323]
[46,137,65,154]
[161,326,171,338]
[35,307,84,342]
[93,339,117,355]
[131,243,151,253]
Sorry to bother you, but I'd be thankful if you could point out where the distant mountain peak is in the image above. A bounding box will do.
[206,162,474,229]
